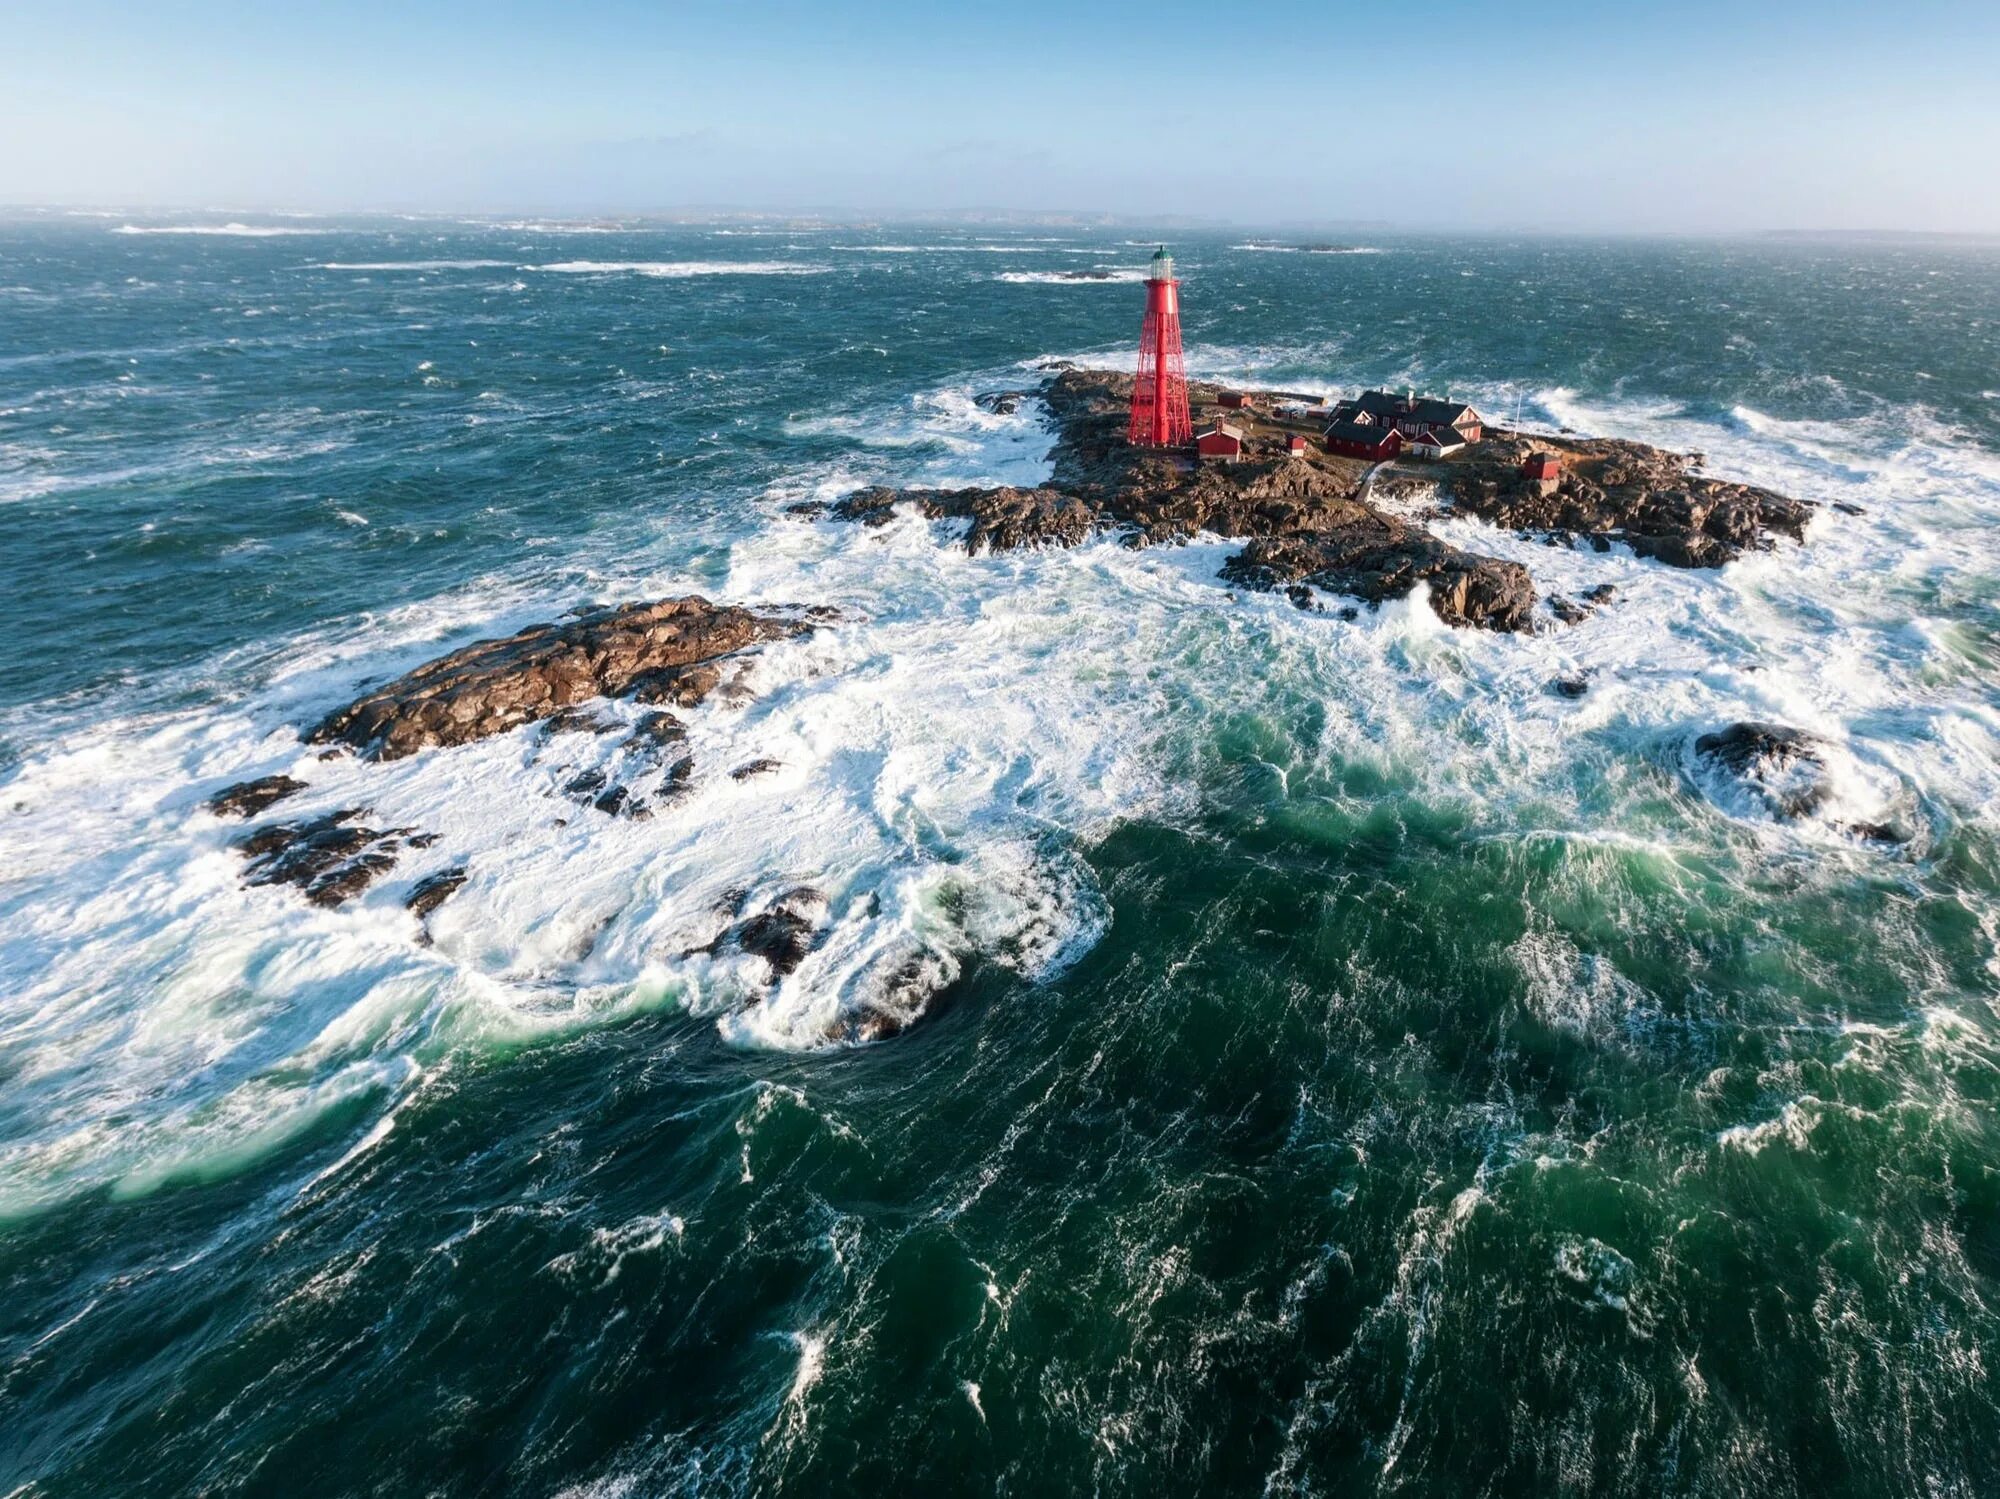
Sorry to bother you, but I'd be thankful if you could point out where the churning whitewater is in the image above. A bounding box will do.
[1,221,1995,1495]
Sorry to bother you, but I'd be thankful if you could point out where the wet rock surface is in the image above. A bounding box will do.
[406,866,467,920]
[1222,527,1536,632]
[206,775,307,819]
[802,367,1815,632]
[1694,722,1832,820]
[309,596,813,761]
[695,887,826,979]
[233,809,434,908]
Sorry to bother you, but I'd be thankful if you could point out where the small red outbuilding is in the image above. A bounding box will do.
[1196,423,1244,461]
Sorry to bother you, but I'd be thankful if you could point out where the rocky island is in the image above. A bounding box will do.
[797,366,1815,631]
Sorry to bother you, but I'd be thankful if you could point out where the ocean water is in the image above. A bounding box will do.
[1,216,1997,1495]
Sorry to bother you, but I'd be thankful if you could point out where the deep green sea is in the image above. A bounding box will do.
[2,216,1997,1496]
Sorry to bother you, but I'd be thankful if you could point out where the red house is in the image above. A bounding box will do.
[1218,390,1251,409]
[1196,423,1244,461]
[1287,435,1309,457]
[1323,418,1403,460]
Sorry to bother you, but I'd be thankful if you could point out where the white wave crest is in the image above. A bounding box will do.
[529,261,830,278]
[112,223,330,237]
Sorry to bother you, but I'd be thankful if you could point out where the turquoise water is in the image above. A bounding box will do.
[1,218,1997,1494]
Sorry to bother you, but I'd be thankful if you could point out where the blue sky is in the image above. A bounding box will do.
[5,0,1998,231]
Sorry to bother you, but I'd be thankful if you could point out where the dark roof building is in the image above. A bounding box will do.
[1323,420,1403,459]
[1331,389,1484,444]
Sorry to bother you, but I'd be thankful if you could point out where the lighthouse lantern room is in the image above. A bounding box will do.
[1127,246,1193,448]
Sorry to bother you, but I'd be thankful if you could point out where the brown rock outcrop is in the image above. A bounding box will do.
[1437,430,1812,566]
[806,368,1544,631]
[309,596,814,761]
[1221,527,1536,631]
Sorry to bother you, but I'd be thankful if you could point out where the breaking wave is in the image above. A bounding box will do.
[993,268,1147,285]
[112,222,331,237]
[529,260,832,278]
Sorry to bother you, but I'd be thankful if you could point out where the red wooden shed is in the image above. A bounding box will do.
[1196,423,1244,461]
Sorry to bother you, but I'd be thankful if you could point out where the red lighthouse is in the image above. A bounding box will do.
[1127,245,1192,448]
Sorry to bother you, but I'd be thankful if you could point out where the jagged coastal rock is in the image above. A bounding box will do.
[309,596,819,761]
[212,379,1821,1042]
[205,774,307,819]
[233,809,436,908]
[799,368,1815,631]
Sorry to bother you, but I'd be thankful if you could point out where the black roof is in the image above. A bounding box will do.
[1338,389,1478,426]
[1346,389,1406,418]
[1409,398,1476,425]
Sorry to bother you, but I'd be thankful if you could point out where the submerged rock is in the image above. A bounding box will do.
[206,774,307,819]
[406,866,467,919]
[1693,722,1831,819]
[625,711,688,749]
[974,388,1036,415]
[309,596,812,762]
[694,887,826,979]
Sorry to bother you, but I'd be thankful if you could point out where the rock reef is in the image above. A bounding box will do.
[218,595,818,920]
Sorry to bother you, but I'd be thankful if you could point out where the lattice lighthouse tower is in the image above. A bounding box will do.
[1126,246,1192,448]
